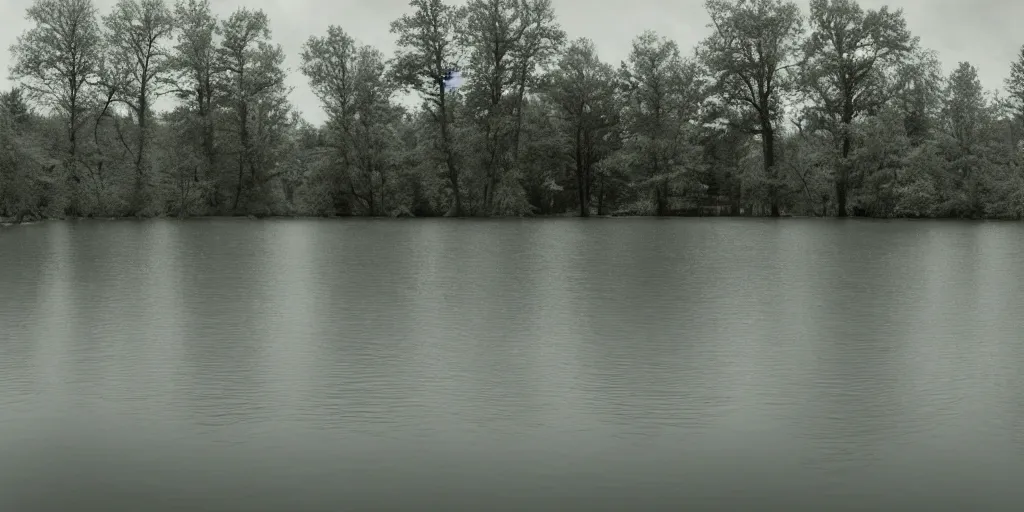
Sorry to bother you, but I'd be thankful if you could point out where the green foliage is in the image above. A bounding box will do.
[1005,46,1024,122]
[890,49,944,144]
[800,0,914,216]
[3,0,1024,220]
[302,27,404,216]
[390,0,467,215]
[617,31,708,214]
[802,0,915,127]
[216,7,293,213]
[701,0,804,216]
[544,38,617,215]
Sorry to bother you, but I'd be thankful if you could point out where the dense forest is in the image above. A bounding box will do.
[2,0,1024,221]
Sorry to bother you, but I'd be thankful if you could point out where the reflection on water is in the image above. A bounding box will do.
[2,218,1024,511]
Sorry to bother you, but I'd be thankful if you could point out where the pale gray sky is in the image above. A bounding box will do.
[2,0,1022,125]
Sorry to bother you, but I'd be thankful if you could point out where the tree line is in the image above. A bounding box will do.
[2,0,1024,220]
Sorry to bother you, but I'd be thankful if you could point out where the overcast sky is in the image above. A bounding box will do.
[2,0,1022,125]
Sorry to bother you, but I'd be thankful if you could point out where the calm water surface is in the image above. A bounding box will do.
[1,218,1023,511]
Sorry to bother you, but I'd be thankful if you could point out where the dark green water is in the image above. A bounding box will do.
[1,218,1023,511]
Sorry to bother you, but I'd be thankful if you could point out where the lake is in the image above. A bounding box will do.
[1,218,1023,511]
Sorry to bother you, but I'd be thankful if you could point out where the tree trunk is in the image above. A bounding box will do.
[575,125,589,217]
[836,133,851,217]
[656,185,669,216]
[137,92,148,179]
[439,92,462,217]
[379,169,387,216]
[199,81,216,178]
[232,64,249,213]
[762,121,779,217]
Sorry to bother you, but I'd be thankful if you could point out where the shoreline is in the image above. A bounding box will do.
[3,213,1022,226]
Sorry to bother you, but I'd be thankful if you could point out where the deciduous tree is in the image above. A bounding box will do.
[217,7,291,212]
[545,38,617,216]
[103,0,175,210]
[701,0,804,217]
[302,27,402,215]
[801,0,914,216]
[391,0,466,215]
[9,0,104,213]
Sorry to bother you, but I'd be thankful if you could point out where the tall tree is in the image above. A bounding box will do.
[300,26,359,214]
[509,0,564,160]
[0,89,29,217]
[461,0,529,214]
[346,47,403,216]
[216,7,290,212]
[103,0,175,209]
[1004,46,1024,131]
[801,0,914,216]
[619,31,707,215]
[545,38,617,216]
[940,62,991,217]
[169,0,219,188]
[9,0,104,211]
[391,0,466,216]
[302,27,401,215]
[701,0,804,217]
[301,27,360,126]
[890,48,943,144]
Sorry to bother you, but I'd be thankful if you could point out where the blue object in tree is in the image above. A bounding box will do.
[443,68,464,92]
